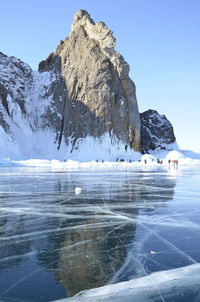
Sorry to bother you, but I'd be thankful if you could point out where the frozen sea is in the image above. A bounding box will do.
[0,164,200,302]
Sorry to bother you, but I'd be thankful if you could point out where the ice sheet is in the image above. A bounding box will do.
[0,167,200,301]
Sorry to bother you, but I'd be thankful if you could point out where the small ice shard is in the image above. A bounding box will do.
[150,250,156,254]
[75,187,82,195]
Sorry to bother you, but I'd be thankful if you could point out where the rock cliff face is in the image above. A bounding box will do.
[0,10,176,160]
[140,110,176,153]
[0,52,33,131]
[39,10,141,153]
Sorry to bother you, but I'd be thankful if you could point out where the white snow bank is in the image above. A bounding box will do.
[12,159,142,170]
[0,129,141,162]
[0,156,197,171]
[63,134,142,162]
[165,150,185,160]
[162,150,200,166]
[53,263,200,302]
[0,146,199,169]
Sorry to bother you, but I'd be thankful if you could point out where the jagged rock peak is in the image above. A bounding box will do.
[48,9,141,152]
[56,10,130,80]
[71,10,116,49]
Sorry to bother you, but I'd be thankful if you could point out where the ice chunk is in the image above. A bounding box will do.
[52,264,200,301]
[75,187,82,195]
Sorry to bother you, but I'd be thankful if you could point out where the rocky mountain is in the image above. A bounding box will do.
[39,10,141,152]
[0,10,176,161]
[140,109,176,153]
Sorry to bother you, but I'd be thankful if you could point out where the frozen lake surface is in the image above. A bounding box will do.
[0,165,200,301]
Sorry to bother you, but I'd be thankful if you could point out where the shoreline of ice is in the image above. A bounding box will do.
[0,150,199,170]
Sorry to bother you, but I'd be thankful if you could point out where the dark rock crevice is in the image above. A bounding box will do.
[0,84,10,116]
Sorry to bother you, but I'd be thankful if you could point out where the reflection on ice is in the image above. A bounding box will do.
[58,220,134,296]
[0,167,200,301]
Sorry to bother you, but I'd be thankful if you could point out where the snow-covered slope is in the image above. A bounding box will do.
[0,52,141,161]
[0,52,63,160]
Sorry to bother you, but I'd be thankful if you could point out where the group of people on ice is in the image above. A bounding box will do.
[143,158,179,165]
[95,158,179,165]
[168,159,179,165]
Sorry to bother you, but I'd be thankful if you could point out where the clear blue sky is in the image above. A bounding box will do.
[0,0,199,152]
